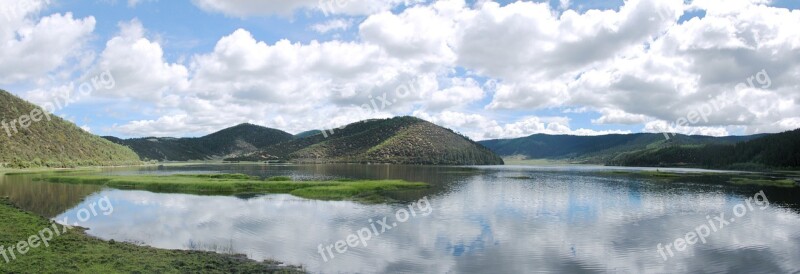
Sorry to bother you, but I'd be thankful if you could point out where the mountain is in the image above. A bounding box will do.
[609,129,800,170]
[105,123,293,161]
[479,133,764,164]
[0,90,141,168]
[251,116,504,165]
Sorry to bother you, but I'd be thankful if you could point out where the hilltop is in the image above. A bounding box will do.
[109,117,502,165]
[256,116,503,165]
[0,90,141,168]
[105,123,294,161]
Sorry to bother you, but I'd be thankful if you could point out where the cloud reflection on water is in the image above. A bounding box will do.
[56,172,800,273]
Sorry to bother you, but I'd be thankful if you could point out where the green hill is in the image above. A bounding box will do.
[608,129,800,170]
[479,133,761,164]
[257,116,504,165]
[105,123,293,161]
[0,90,141,168]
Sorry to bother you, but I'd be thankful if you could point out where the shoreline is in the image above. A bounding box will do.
[0,197,304,273]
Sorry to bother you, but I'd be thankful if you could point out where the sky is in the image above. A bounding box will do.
[0,0,799,140]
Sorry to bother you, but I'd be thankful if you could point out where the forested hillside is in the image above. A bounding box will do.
[609,129,800,169]
[257,117,504,165]
[479,133,762,164]
[105,123,293,161]
[0,90,141,168]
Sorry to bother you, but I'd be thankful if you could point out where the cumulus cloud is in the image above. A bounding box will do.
[485,0,800,134]
[93,19,189,102]
[107,26,445,136]
[415,111,630,140]
[0,0,95,84]
[360,1,460,65]
[591,108,650,125]
[361,0,799,136]
[310,19,353,33]
[19,0,795,139]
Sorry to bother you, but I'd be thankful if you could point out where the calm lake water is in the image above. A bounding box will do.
[2,164,800,273]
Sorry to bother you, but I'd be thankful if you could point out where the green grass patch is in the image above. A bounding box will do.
[636,171,685,178]
[266,176,292,181]
[729,177,798,188]
[36,173,428,202]
[174,173,258,180]
[596,170,799,188]
[1,167,103,176]
[0,198,301,274]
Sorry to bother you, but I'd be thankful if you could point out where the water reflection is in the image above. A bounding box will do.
[39,167,800,273]
[0,174,102,218]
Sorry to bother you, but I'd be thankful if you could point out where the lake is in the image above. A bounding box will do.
[2,164,799,273]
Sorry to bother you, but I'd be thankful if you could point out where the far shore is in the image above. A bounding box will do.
[3,160,798,177]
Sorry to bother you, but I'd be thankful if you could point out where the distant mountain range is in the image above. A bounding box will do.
[107,117,504,165]
[479,131,800,170]
[3,88,797,170]
[0,90,141,168]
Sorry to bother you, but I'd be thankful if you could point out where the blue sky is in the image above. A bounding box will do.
[1,0,799,140]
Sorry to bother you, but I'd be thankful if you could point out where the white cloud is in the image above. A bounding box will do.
[425,77,485,111]
[108,27,444,136]
[591,108,650,125]
[360,1,460,65]
[311,19,353,33]
[413,0,800,136]
[415,111,630,140]
[19,0,795,139]
[0,0,95,84]
[455,0,683,81]
[93,19,189,102]
[567,0,800,134]
[643,120,730,137]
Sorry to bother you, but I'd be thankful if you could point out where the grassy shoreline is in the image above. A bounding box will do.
[0,198,303,274]
[35,173,429,203]
[0,163,163,176]
[0,167,98,176]
[595,170,799,188]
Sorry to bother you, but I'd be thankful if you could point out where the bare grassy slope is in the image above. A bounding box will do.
[0,90,140,168]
